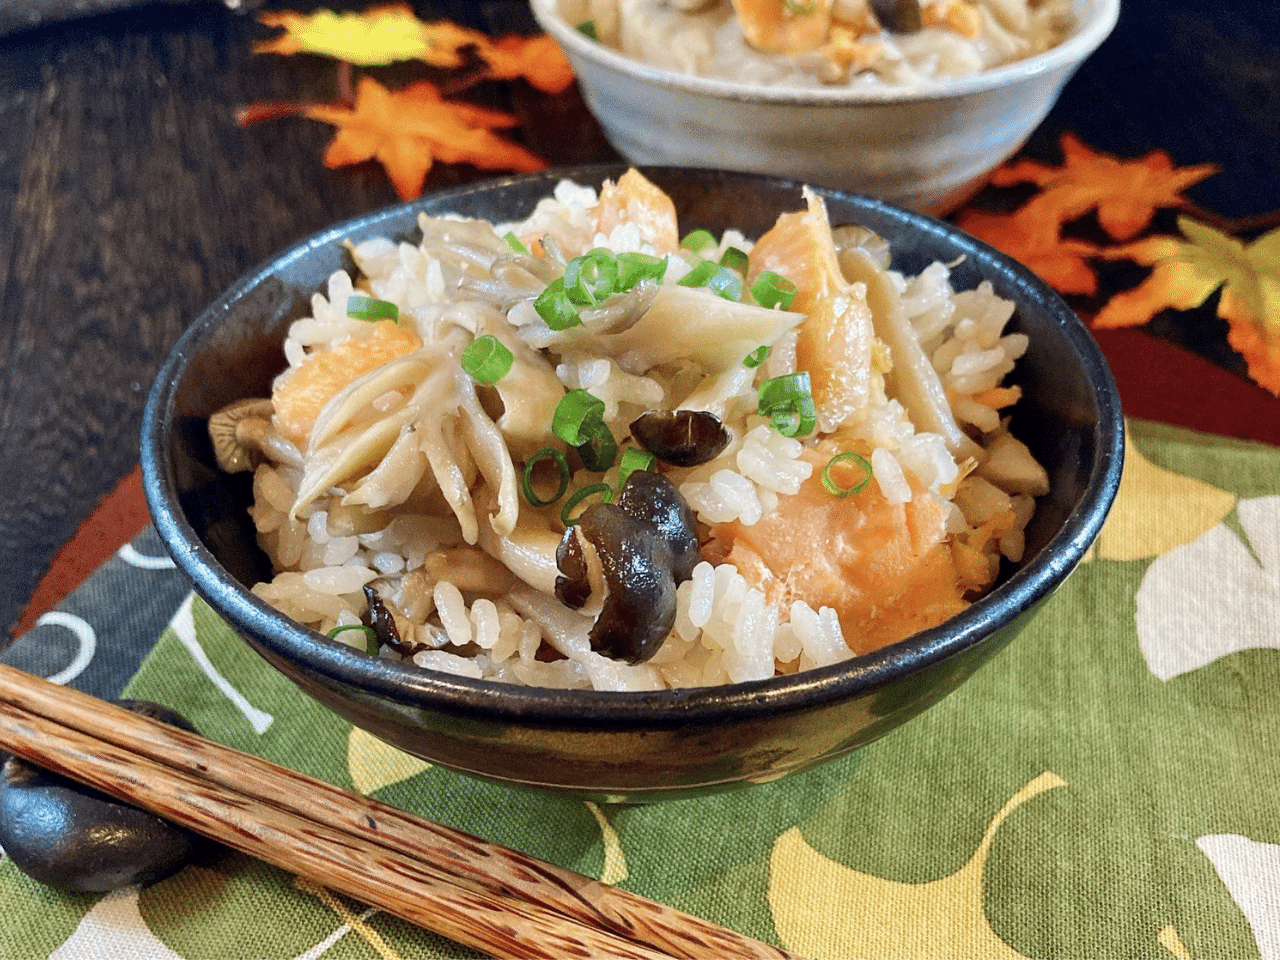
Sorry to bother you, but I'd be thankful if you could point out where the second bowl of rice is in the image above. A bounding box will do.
[531,0,1120,212]
[142,166,1123,800]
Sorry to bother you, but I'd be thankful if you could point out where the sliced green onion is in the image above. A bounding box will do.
[522,448,571,507]
[758,372,816,438]
[616,252,668,290]
[460,335,513,385]
[719,246,750,275]
[503,231,529,255]
[563,248,619,306]
[743,345,770,368]
[346,295,399,322]
[534,278,582,330]
[552,389,606,446]
[618,446,657,488]
[327,624,379,655]
[751,271,798,310]
[576,19,598,40]
[822,451,873,497]
[562,482,613,526]
[575,420,618,472]
[678,259,743,301]
[782,0,818,13]
[679,228,717,253]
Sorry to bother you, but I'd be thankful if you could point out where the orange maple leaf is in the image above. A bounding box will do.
[1095,217,1280,393]
[991,132,1217,241]
[478,33,576,94]
[955,198,1103,295]
[302,76,547,200]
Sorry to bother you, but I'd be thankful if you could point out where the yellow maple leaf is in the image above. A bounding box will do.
[1095,217,1280,393]
[255,4,575,90]
[955,199,1102,295]
[990,132,1217,241]
[302,76,547,200]
[255,5,471,67]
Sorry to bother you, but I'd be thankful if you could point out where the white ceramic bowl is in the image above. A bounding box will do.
[531,0,1119,212]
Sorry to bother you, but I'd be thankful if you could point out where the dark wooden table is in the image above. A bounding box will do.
[1,0,1277,640]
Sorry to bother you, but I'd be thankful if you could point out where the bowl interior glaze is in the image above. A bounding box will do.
[142,166,1123,801]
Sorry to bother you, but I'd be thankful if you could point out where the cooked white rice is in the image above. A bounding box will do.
[563,0,1075,89]
[219,171,1048,691]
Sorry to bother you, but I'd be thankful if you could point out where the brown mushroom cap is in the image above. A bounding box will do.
[554,471,701,663]
[207,398,276,473]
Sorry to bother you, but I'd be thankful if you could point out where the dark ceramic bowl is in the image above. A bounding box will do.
[141,166,1123,801]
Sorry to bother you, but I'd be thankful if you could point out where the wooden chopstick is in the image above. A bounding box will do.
[0,663,795,960]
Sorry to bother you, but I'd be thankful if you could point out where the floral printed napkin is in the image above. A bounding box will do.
[2,416,1279,959]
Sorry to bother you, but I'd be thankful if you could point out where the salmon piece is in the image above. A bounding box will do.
[747,189,876,432]
[273,320,422,449]
[923,0,982,38]
[730,0,837,54]
[707,445,970,656]
[596,168,680,255]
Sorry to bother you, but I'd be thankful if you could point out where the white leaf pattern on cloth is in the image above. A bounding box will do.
[36,612,97,686]
[1197,834,1280,959]
[48,887,184,960]
[170,593,274,734]
[117,543,178,569]
[1135,496,1280,680]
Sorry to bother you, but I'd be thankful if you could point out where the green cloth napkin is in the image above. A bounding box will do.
[3,418,1278,959]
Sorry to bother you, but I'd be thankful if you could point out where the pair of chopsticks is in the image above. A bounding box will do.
[0,662,795,959]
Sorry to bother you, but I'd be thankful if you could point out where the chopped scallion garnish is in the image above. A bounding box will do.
[534,278,582,330]
[617,447,657,488]
[720,246,749,275]
[522,448,571,507]
[679,228,717,253]
[460,335,514,385]
[552,389,607,446]
[563,248,619,306]
[758,372,816,438]
[678,259,743,301]
[346,295,399,322]
[822,451,873,497]
[744,345,770,368]
[503,231,530,255]
[562,482,613,526]
[751,271,798,310]
[327,624,379,655]
[575,420,618,472]
[576,19,598,40]
[616,251,668,289]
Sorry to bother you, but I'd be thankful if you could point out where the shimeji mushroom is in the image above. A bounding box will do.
[554,471,700,663]
[207,398,299,473]
[629,409,731,468]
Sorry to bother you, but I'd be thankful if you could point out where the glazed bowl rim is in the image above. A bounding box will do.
[529,0,1121,107]
[142,165,1124,730]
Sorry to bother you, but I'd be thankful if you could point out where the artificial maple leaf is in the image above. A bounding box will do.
[1094,217,1280,393]
[255,5,472,67]
[990,132,1217,241]
[477,33,576,94]
[955,198,1103,295]
[303,76,547,199]
[255,5,575,91]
